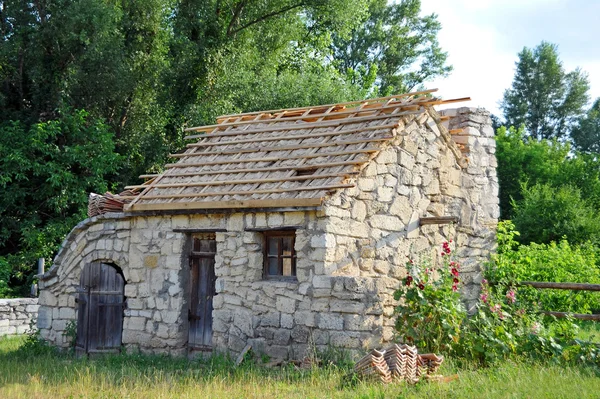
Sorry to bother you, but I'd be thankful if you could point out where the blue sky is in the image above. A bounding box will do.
[419,0,600,116]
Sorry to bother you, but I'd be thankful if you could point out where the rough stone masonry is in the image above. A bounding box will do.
[36,106,498,360]
[0,298,39,336]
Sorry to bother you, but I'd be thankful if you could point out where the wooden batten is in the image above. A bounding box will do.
[163,148,377,169]
[119,183,356,201]
[172,136,393,158]
[124,171,359,190]
[184,110,420,139]
[138,161,363,181]
[214,88,439,120]
[419,216,459,225]
[125,197,324,212]
[185,124,399,148]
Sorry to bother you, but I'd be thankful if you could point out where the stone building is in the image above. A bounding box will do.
[37,90,499,359]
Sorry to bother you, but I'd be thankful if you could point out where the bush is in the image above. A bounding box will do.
[394,237,600,368]
[487,221,600,314]
[394,242,466,353]
[512,184,600,246]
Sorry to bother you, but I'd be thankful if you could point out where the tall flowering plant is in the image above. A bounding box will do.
[393,242,466,353]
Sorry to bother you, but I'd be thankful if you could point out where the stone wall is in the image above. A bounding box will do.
[37,107,498,360]
[0,298,38,336]
[210,211,389,359]
[442,107,499,310]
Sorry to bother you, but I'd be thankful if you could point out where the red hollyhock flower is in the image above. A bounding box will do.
[405,276,413,286]
[451,268,459,277]
[418,283,425,290]
[453,278,459,284]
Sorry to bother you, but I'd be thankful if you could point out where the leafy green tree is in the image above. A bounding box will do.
[495,126,600,221]
[501,42,590,141]
[330,0,451,95]
[0,0,451,295]
[572,98,600,154]
[512,183,600,246]
[0,109,120,296]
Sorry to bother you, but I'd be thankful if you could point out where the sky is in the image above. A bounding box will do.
[419,0,600,116]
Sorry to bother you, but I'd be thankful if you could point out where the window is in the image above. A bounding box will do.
[264,231,296,279]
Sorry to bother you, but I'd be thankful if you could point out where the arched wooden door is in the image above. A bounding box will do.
[76,262,125,356]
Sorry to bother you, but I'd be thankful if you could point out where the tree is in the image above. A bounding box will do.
[330,0,451,96]
[0,109,120,296]
[495,126,600,221]
[0,0,452,295]
[500,42,590,141]
[572,98,600,154]
[512,183,600,246]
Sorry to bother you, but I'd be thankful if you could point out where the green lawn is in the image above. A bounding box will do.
[1,335,599,399]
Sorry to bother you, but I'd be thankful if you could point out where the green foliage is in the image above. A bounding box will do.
[0,0,451,296]
[495,125,600,234]
[2,335,600,399]
[458,280,545,365]
[487,221,600,314]
[0,109,120,296]
[501,41,590,141]
[331,0,451,95]
[394,231,600,368]
[512,184,600,246]
[394,242,466,353]
[572,98,600,154]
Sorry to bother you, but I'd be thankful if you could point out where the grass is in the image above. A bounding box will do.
[1,335,599,399]
[577,321,600,342]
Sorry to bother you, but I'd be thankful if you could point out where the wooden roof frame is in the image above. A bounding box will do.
[123,90,471,212]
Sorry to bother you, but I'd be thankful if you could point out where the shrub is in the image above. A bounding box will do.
[394,237,600,368]
[512,183,600,246]
[394,242,466,353]
[487,221,600,314]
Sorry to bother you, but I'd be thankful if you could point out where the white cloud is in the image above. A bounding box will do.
[419,0,600,115]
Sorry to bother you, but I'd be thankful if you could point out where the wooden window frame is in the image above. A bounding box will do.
[263,230,297,281]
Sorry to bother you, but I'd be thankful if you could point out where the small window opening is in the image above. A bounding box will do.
[264,231,297,279]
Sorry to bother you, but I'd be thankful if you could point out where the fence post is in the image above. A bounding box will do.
[37,258,45,275]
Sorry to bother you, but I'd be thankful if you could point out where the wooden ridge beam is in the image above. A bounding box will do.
[163,148,376,169]
[171,136,393,158]
[185,124,399,148]
[119,183,355,201]
[124,171,358,190]
[184,109,421,139]
[139,161,364,180]
[214,89,439,120]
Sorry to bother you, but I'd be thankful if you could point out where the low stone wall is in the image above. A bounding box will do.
[0,298,39,336]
